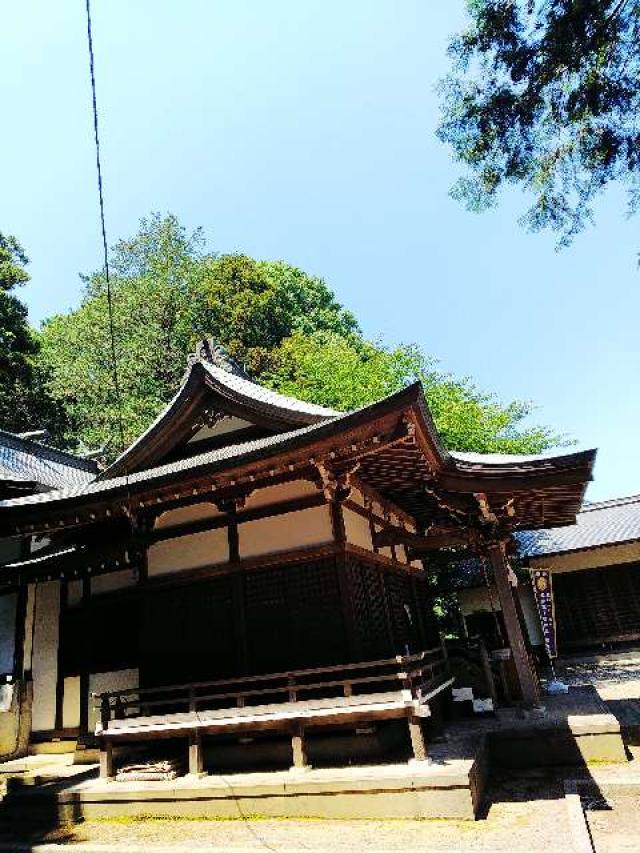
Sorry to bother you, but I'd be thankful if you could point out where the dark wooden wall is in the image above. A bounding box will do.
[554,562,640,649]
[61,553,440,697]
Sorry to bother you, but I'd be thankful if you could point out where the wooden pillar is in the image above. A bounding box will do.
[13,582,28,679]
[99,739,114,779]
[290,722,309,770]
[407,714,428,762]
[54,580,68,732]
[188,730,204,776]
[477,638,499,708]
[486,542,539,705]
[79,577,91,734]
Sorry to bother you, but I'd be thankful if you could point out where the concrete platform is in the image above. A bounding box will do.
[444,686,628,767]
[3,750,487,823]
[1,686,627,824]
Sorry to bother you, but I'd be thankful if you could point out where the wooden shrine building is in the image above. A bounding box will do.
[0,341,595,775]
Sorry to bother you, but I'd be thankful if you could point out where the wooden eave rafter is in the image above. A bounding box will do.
[372,526,472,552]
[0,381,596,543]
[0,386,427,537]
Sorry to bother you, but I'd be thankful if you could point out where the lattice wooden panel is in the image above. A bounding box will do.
[554,562,640,647]
[286,558,345,667]
[347,556,390,660]
[245,559,346,672]
[140,575,235,686]
[245,567,286,610]
[385,571,417,654]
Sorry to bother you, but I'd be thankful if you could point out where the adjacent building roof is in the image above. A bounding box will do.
[0,430,98,494]
[518,494,640,558]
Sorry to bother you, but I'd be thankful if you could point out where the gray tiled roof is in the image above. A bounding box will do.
[201,362,340,418]
[518,494,640,558]
[0,418,337,509]
[0,430,97,491]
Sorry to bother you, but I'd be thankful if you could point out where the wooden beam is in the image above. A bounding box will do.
[373,527,469,552]
[188,730,204,775]
[407,714,428,762]
[291,722,309,770]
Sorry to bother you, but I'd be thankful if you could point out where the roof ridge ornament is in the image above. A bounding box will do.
[188,338,250,380]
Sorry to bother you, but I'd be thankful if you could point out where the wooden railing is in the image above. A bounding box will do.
[93,646,449,731]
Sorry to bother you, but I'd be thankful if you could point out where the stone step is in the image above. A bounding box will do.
[28,740,77,756]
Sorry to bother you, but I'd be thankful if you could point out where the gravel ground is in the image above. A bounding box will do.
[583,793,640,853]
[556,650,640,694]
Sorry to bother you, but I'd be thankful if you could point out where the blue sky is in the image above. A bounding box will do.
[3,1,639,500]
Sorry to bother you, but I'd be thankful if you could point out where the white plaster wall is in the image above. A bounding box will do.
[147,527,229,577]
[31,581,60,732]
[22,585,35,678]
[530,541,640,573]
[349,487,366,508]
[458,583,544,646]
[67,580,83,608]
[188,416,253,444]
[519,584,544,646]
[458,586,498,616]
[343,507,373,551]
[30,536,50,554]
[372,522,393,560]
[155,502,222,530]
[239,505,333,559]
[62,676,80,729]
[89,668,139,731]
[244,479,318,510]
[91,569,137,596]
[0,538,21,564]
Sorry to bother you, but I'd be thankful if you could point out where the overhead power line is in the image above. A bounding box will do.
[85,0,126,455]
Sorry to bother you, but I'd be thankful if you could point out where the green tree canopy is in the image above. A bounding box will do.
[0,232,63,436]
[438,1,640,245]
[37,215,360,453]
[200,254,359,375]
[264,330,562,453]
[37,213,564,459]
[38,214,211,453]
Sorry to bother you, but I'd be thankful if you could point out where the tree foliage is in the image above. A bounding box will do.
[438,0,640,244]
[38,214,211,453]
[199,254,359,376]
[0,232,63,436]
[37,215,359,453]
[36,213,564,458]
[264,330,562,453]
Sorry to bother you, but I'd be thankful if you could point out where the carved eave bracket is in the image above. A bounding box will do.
[213,492,252,514]
[312,459,361,503]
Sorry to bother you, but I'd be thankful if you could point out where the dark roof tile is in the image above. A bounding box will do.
[517,494,640,557]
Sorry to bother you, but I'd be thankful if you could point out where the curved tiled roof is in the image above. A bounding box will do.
[0,430,97,491]
[201,362,339,419]
[0,412,357,510]
[100,359,340,480]
[518,494,640,557]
